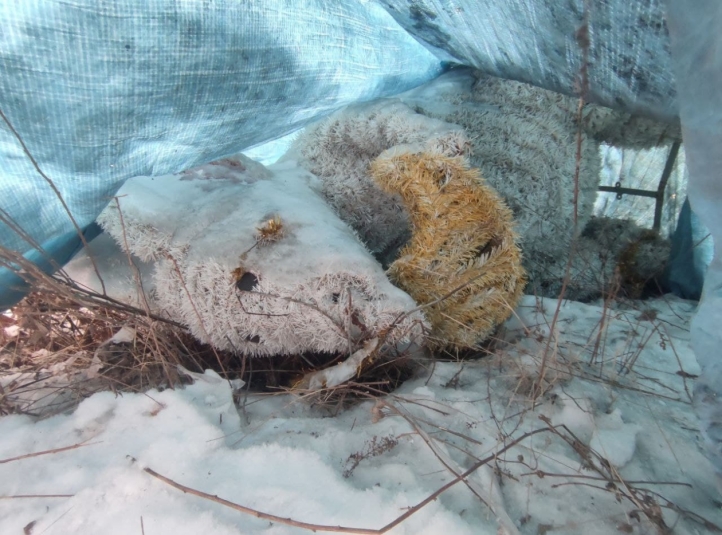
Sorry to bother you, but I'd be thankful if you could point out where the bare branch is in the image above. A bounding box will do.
[143,467,379,534]
[144,427,549,534]
[0,441,100,464]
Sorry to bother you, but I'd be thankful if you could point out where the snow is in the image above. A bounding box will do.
[589,409,641,468]
[2,295,721,535]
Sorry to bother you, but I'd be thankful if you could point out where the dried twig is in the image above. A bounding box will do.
[144,427,549,534]
[537,415,722,533]
[114,197,152,316]
[144,467,379,534]
[534,2,592,399]
[0,245,184,328]
[0,441,100,464]
[239,289,348,340]
[381,399,521,535]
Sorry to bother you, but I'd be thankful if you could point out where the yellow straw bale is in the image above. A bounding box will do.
[370,151,526,349]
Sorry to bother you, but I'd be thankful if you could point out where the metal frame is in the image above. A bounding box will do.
[597,141,681,232]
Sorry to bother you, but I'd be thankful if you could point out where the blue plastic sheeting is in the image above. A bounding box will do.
[665,0,722,479]
[665,199,713,301]
[0,0,442,279]
[376,0,677,121]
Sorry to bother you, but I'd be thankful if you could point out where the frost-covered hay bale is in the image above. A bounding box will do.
[402,71,602,300]
[537,217,672,301]
[370,151,525,349]
[617,229,671,299]
[461,73,601,223]
[97,155,426,357]
[293,101,469,262]
[583,106,682,149]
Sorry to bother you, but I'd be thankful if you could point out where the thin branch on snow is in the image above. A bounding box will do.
[144,427,550,534]
[0,441,101,464]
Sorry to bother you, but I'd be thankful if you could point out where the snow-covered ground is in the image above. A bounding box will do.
[1,294,720,534]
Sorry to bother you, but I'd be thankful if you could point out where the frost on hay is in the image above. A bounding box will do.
[292,101,469,265]
[583,105,682,150]
[93,155,426,358]
[370,151,526,350]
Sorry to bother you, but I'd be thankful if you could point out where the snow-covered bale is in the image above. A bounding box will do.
[452,73,602,239]
[534,217,671,301]
[583,106,682,149]
[370,151,525,349]
[95,155,426,357]
[292,101,469,264]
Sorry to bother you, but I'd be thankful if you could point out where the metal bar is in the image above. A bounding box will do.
[653,141,682,232]
[598,185,658,199]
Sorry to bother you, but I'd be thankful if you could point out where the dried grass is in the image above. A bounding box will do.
[0,287,220,417]
[0,242,419,417]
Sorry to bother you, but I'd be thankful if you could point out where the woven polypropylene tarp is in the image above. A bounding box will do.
[376,0,677,121]
[664,0,722,477]
[0,0,442,293]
